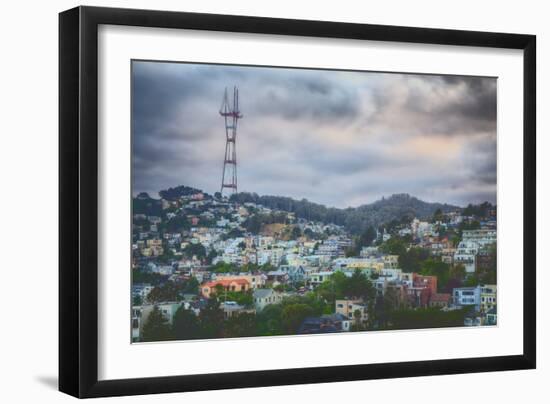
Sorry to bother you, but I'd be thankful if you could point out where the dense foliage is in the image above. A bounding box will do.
[378,237,431,273]
[384,307,470,330]
[230,192,458,234]
[141,306,173,342]
[159,185,207,201]
[132,193,163,216]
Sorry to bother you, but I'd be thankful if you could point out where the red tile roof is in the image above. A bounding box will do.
[203,279,250,288]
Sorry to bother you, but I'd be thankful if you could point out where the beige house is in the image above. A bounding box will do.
[215,273,266,289]
[335,299,369,325]
[480,284,497,313]
[200,279,250,298]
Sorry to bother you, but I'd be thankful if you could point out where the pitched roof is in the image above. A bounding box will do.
[431,293,451,302]
[202,278,250,288]
[253,289,274,299]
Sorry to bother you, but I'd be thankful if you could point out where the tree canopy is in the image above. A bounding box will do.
[141,306,173,342]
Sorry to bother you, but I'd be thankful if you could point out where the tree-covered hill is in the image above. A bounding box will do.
[135,185,462,235]
[230,192,459,234]
[158,185,210,201]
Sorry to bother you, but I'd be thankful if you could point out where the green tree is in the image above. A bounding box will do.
[291,226,302,239]
[173,307,200,340]
[214,283,225,297]
[222,228,244,240]
[256,304,284,336]
[183,242,206,260]
[132,269,165,285]
[223,313,256,338]
[148,282,179,303]
[379,237,407,256]
[350,308,369,332]
[156,246,175,264]
[281,303,314,333]
[165,215,190,232]
[198,298,224,338]
[464,273,480,287]
[273,284,290,293]
[387,307,469,330]
[384,286,399,312]
[355,226,377,252]
[449,263,466,282]
[347,270,376,303]
[477,243,497,285]
[206,249,218,264]
[450,233,462,247]
[432,208,444,223]
[210,262,238,273]
[259,263,276,273]
[182,277,199,295]
[316,270,376,309]
[399,247,430,273]
[463,202,493,218]
[316,271,348,304]
[244,214,262,233]
[219,290,254,307]
[377,286,399,328]
[420,259,451,292]
[141,306,173,342]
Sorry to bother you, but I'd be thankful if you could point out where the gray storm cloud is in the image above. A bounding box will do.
[132,61,497,208]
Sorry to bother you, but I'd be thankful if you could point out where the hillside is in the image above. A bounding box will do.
[230,192,459,234]
[137,185,462,235]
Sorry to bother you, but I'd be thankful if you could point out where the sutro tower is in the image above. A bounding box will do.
[219,86,243,196]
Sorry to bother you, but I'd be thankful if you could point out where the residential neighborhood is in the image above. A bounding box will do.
[131,186,497,342]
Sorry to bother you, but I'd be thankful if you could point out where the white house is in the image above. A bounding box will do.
[462,229,497,247]
[453,286,481,310]
[253,289,285,311]
[307,270,334,286]
[453,240,479,273]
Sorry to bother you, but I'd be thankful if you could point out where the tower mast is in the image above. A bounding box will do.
[219,86,242,196]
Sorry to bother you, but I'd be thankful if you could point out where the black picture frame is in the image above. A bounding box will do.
[59,5,536,398]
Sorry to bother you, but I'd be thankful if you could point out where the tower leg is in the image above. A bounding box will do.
[219,86,242,197]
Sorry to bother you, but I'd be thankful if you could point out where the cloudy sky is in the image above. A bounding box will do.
[132,61,497,208]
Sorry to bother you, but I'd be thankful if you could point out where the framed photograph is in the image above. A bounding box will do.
[59,6,536,398]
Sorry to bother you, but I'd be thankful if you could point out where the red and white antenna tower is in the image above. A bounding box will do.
[219,86,243,196]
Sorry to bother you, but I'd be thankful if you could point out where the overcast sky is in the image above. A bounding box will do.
[132,61,497,208]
